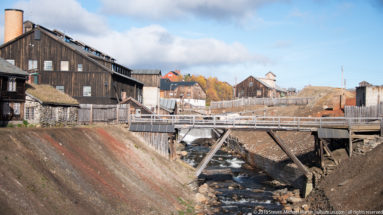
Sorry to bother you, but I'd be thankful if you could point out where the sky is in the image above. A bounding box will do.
[0,0,382,89]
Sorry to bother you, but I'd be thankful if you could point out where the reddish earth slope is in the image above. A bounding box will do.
[0,126,194,215]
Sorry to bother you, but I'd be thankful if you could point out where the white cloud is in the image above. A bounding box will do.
[100,0,285,20]
[76,25,268,69]
[14,0,108,35]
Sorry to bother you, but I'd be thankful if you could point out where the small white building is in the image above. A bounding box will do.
[131,70,161,113]
[356,82,383,107]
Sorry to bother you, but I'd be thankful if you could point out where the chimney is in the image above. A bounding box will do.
[4,9,24,43]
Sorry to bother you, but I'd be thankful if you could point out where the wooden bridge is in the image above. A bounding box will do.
[129,114,382,132]
[129,114,382,192]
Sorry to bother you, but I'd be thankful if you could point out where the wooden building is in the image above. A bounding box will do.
[0,57,28,124]
[131,70,161,112]
[0,19,143,104]
[120,97,153,117]
[235,74,286,98]
[160,78,206,107]
[162,70,181,82]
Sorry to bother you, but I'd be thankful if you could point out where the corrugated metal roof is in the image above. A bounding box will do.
[160,98,177,111]
[0,58,28,76]
[132,70,161,75]
[129,123,175,133]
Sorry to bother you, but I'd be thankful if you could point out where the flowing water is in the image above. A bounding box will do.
[182,141,288,215]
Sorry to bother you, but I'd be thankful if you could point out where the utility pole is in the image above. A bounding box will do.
[341,65,344,89]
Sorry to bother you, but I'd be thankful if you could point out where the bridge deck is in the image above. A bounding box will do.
[130,114,382,132]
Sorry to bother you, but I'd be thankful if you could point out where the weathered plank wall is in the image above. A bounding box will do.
[78,104,130,123]
[210,97,313,109]
[345,104,383,118]
[135,132,169,157]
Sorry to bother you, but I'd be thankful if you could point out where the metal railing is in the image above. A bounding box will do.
[130,114,382,131]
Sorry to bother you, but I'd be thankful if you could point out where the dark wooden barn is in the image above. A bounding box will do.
[235,76,274,98]
[0,57,28,123]
[0,21,143,104]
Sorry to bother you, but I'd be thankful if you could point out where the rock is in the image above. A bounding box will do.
[284,206,292,211]
[194,204,202,210]
[293,207,300,212]
[293,189,301,197]
[228,186,234,190]
[302,204,310,211]
[180,151,188,156]
[198,183,209,194]
[287,196,302,204]
[255,206,264,210]
[195,193,207,203]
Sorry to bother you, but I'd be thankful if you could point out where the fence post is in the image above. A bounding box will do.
[90,104,93,124]
[127,104,131,126]
[116,104,119,124]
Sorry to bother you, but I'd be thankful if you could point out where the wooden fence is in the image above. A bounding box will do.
[78,104,130,124]
[345,104,383,118]
[210,97,313,109]
[134,132,169,157]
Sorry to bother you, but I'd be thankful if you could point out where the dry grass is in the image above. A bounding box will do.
[26,83,79,105]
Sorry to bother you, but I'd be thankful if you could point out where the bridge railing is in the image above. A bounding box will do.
[130,114,382,129]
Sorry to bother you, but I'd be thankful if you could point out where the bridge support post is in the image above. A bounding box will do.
[348,129,353,157]
[267,130,310,176]
[195,129,231,177]
[169,133,177,160]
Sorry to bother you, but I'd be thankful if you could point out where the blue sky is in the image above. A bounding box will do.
[0,0,382,89]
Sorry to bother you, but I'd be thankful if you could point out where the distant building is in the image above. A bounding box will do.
[235,72,286,98]
[120,97,153,116]
[0,57,28,124]
[131,70,161,112]
[159,98,177,115]
[25,83,79,126]
[356,82,383,107]
[160,79,206,107]
[0,10,143,104]
[162,70,181,82]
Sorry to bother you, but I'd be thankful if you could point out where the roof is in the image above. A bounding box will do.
[131,70,161,75]
[160,79,199,91]
[160,98,177,112]
[0,57,28,76]
[26,83,79,106]
[237,75,286,91]
[120,97,153,114]
[0,21,143,86]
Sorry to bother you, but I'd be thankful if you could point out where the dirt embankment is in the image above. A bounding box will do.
[307,143,383,211]
[0,126,195,215]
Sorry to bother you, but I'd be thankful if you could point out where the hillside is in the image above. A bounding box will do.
[0,126,194,215]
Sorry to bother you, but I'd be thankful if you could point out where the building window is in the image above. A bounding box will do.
[13,103,20,115]
[60,61,69,71]
[6,59,15,65]
[44,60,53,71]
[25,107,35,120]
[2,102,10,115]
[56,86,64,92]
[8,78,16,92]
[77,64,83,72]
[257,90,262,97]
[83,86,91,96]
[187,92,191,97]
[249,82,253,87]
[28,60,38,70]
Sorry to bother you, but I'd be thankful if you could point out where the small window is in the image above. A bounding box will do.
[13,103,20,115]
[44,61,53,71]
[6,59,15,65]
[25,107,35,120]
[169,92,173,96]
[187,92,191,97]
[83,86,91,97]
[257,90,262,97]
[77,64,83,72]
[28,60,38,70]
[56,86,64,92]
[60,61,69,71]
[8,78,16,92]
[249,82,253,87]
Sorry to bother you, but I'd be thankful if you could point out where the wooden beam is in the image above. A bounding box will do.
[267,130,310,176]
[381,119,383,137]
[195,129,231,177]
[168,133,176,160]
[179,128,192,142]
[349,129,353,157]
[323,143,338,165]
[320,139,324,169]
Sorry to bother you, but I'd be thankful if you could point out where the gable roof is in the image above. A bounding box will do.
[131,70,161,75]
[160,79,200,91]
[237,75,273,89]
[0,21,143,86]
[26,83,79,106]
[0,57,28,76]
[120,97,153,114]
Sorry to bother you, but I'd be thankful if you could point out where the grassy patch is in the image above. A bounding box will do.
[177,197,195,215]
